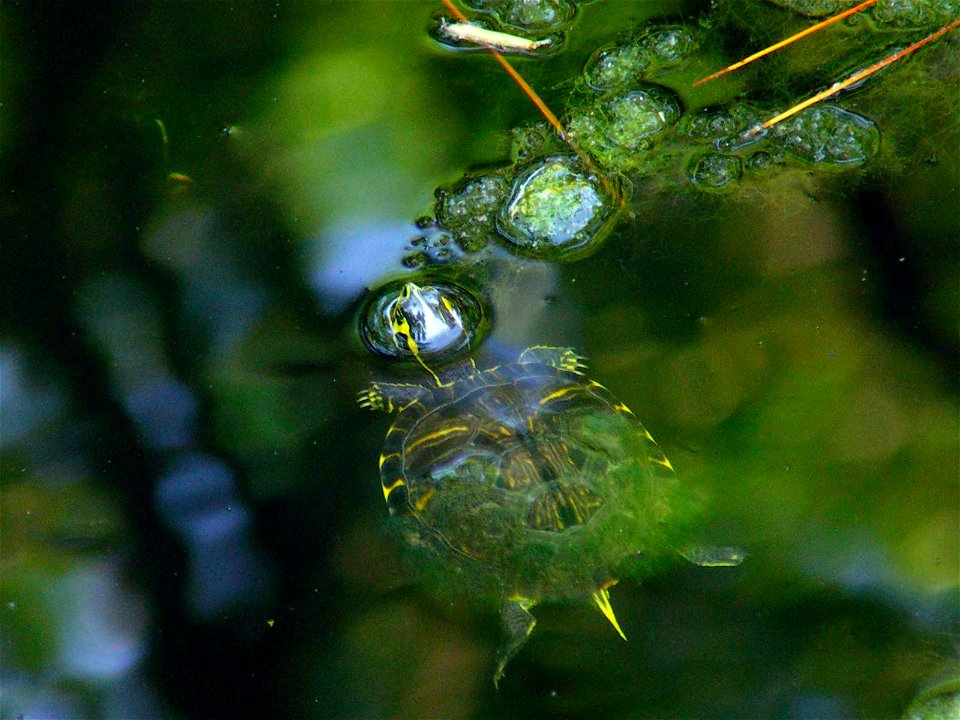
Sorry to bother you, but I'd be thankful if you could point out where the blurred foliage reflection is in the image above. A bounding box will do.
[1,1,957,719]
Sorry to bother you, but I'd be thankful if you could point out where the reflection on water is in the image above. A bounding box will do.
[1,0,957,718]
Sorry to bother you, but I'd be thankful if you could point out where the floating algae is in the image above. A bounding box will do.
[567,85,682,170]
[691,153,744,189]
[496,156,616,259]
[437,174,511,253]
[583,24,700,91]
[463,0,576,33]
[770,105,880,165]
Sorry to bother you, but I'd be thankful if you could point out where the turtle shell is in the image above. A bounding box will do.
[378,360,693,602]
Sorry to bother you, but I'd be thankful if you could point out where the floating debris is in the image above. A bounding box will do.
[497,156,616,260]
[436,20,552,53]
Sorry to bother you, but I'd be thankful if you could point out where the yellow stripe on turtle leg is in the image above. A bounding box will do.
[592,586,627,641]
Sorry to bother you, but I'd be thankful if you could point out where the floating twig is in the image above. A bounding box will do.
[694,0,879,87]
[741,18,960,138]
[438,0,622,205]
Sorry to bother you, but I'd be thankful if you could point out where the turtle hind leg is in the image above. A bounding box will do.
[517,345,587,374]
[678,545,746,567]
[592,583,627,641]
[494,598,538,689]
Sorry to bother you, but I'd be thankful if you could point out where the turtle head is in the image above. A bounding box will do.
[388,282,464,386]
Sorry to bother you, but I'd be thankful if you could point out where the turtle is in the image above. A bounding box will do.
[358,281,743,685]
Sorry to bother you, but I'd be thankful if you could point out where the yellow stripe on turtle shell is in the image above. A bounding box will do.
[381,477,406,501]
[537,385,582,405]
[413,486,436,511]
[405,424,471,453]
[378,452,400,470]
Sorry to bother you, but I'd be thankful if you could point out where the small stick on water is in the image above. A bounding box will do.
[441,21,551,52]
[437,0,623,205]
[693,0,879,87]
[742,18,960,139]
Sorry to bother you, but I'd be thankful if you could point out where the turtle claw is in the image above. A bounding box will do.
[592,582,627,641]
[359,382,426,413]
[358,386,392,413]
[518,345,588,374]
[558,350,588,375]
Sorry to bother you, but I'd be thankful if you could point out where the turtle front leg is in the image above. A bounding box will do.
[357,382,426,413]
[517,345,587,374]
[494,597,538,688]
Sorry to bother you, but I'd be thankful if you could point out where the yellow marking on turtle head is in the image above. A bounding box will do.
[405,424,470,452]
[389,282,444,388]
[592,586,627,641]
[538,385,580,405]
[381,477,406,502]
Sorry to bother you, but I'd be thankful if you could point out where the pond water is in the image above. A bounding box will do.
[2,1,958,718]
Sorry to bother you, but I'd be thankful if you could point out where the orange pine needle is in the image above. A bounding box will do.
[693,0,879,86]
[438,0,622,204]
[743,18,960,138]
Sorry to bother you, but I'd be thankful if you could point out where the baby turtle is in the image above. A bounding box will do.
[359,281,742,685]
